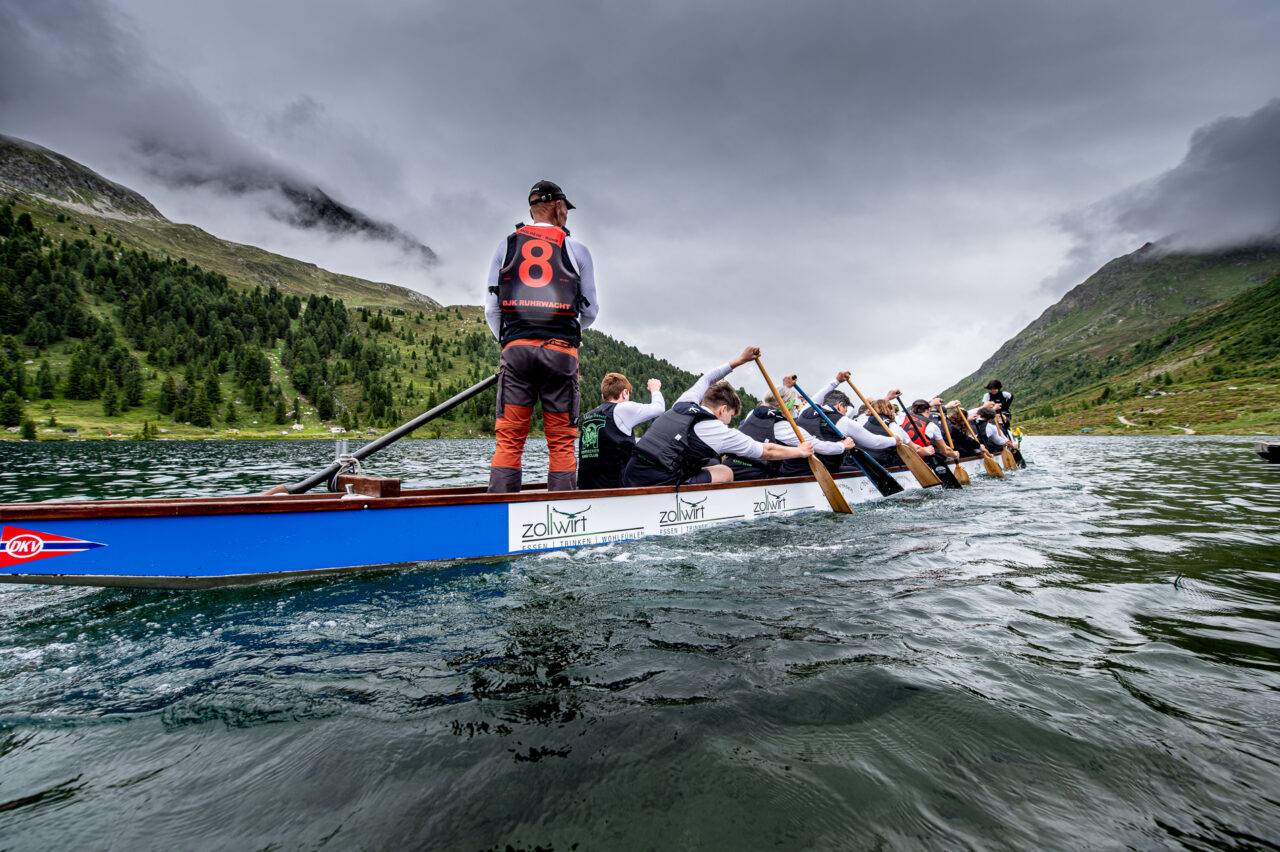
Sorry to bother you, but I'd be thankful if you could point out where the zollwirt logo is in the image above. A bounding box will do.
[0,525,106,569]
[521,505,592,542]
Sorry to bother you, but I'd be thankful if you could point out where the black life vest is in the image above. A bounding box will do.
[984,390,1013,414]
[578,402,635,490]
[492,225,583,346]
[780,405,844,476]
[723,405,785,476]
[632,401,720,483]
[857,414,901,468]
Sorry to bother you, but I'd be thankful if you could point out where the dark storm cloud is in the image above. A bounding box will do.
[0,0,434,262]
[1113,99,1280,250]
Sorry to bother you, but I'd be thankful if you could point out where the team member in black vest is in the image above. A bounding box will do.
[983,380,1014,421]
[484,180,599,493]
[778,389,862,477]
[857,398,930,468]
[946,408,982,455]
[724,380,853,481]
[621,347,814,487]
[975,405,1018,454]
[578,373,664,490]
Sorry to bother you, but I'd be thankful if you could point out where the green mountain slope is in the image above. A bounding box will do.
[942,241,1280,406]
[1,134,438,312]
[938,240,1280,435]
[0,197,740,443]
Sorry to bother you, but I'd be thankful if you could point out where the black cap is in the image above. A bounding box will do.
[528,180,575,209]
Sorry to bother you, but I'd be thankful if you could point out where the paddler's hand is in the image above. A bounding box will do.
[835,370,851,384]
[796,440,815,458]
[916,445,935,457]
[839,437,856,450]
[647,378,662,393]
[885,388,901,401]
[783,374,797,387]
[263,485,290,496]
[731,346,761,368]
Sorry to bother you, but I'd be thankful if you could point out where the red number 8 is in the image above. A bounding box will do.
[518,239,553,287]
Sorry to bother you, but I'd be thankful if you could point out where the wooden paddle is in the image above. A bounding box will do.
[997,412,1027,468]
[282,373,499,494]
[757,360,852,514]
[935,405,971,485]
[895,397,962,489]
[959,410,1005,478]
[844,381,942,488]
[791,381,904,497]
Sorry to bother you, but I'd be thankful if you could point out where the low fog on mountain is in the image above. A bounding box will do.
[2,0,1278,395]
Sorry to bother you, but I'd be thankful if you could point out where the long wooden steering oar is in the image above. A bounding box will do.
[756,360,852,514]
[936,405,971,485]
[894,397,962,489]
[959,409,1005,479]
[844,381,942,488]
[280,373,499,494]
[791,381,904,497]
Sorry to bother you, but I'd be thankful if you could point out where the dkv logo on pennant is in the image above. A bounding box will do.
[0,525,106,569]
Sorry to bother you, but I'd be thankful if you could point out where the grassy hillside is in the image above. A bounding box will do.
[1010,270,1280,436]
[943,242,1280,408]
[0,198,747,443]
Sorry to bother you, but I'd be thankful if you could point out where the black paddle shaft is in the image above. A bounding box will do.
[286,373,499,494]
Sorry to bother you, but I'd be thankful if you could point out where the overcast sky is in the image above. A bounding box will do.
[3,0,1279,401]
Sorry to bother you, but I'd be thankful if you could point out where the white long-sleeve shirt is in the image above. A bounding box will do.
[835,415,898,450]
[982,420,1010,447]
[611,393,664,434]
[765,419,845,456]
[483,222,599,340]
[855,413,911,443]
[671,364,765,460]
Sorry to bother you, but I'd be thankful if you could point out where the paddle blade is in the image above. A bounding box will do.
[897,444,943,488]
[810,456,853,514]
[848,447,905,496]
[982,453,1005,478]
[1002,447,1017,470]
[952,460,972,485]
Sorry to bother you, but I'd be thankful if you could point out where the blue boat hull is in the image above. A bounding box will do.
[0,458,991,588]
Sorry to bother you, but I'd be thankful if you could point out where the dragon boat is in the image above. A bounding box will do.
[0,456,994,589]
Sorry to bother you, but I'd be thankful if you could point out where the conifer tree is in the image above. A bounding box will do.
[101,381,120,417]
[189,386,213,427]
[0,390,22,427]
[21,418,37,440]
[37,360,55,399]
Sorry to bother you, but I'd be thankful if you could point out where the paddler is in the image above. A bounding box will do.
[983,379,1014,422]
[722,374,854,481]
[897,397,959,460]
[975,405,1019,454]
[484,180,599,493]
[620,347,815,487]
[577,374,664,490]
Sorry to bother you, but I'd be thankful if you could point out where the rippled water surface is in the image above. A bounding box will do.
[1,436,1278,850]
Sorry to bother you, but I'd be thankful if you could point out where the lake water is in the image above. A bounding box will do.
[1,436,1278,850]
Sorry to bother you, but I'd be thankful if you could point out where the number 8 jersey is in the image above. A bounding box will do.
[494,224,584,346]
